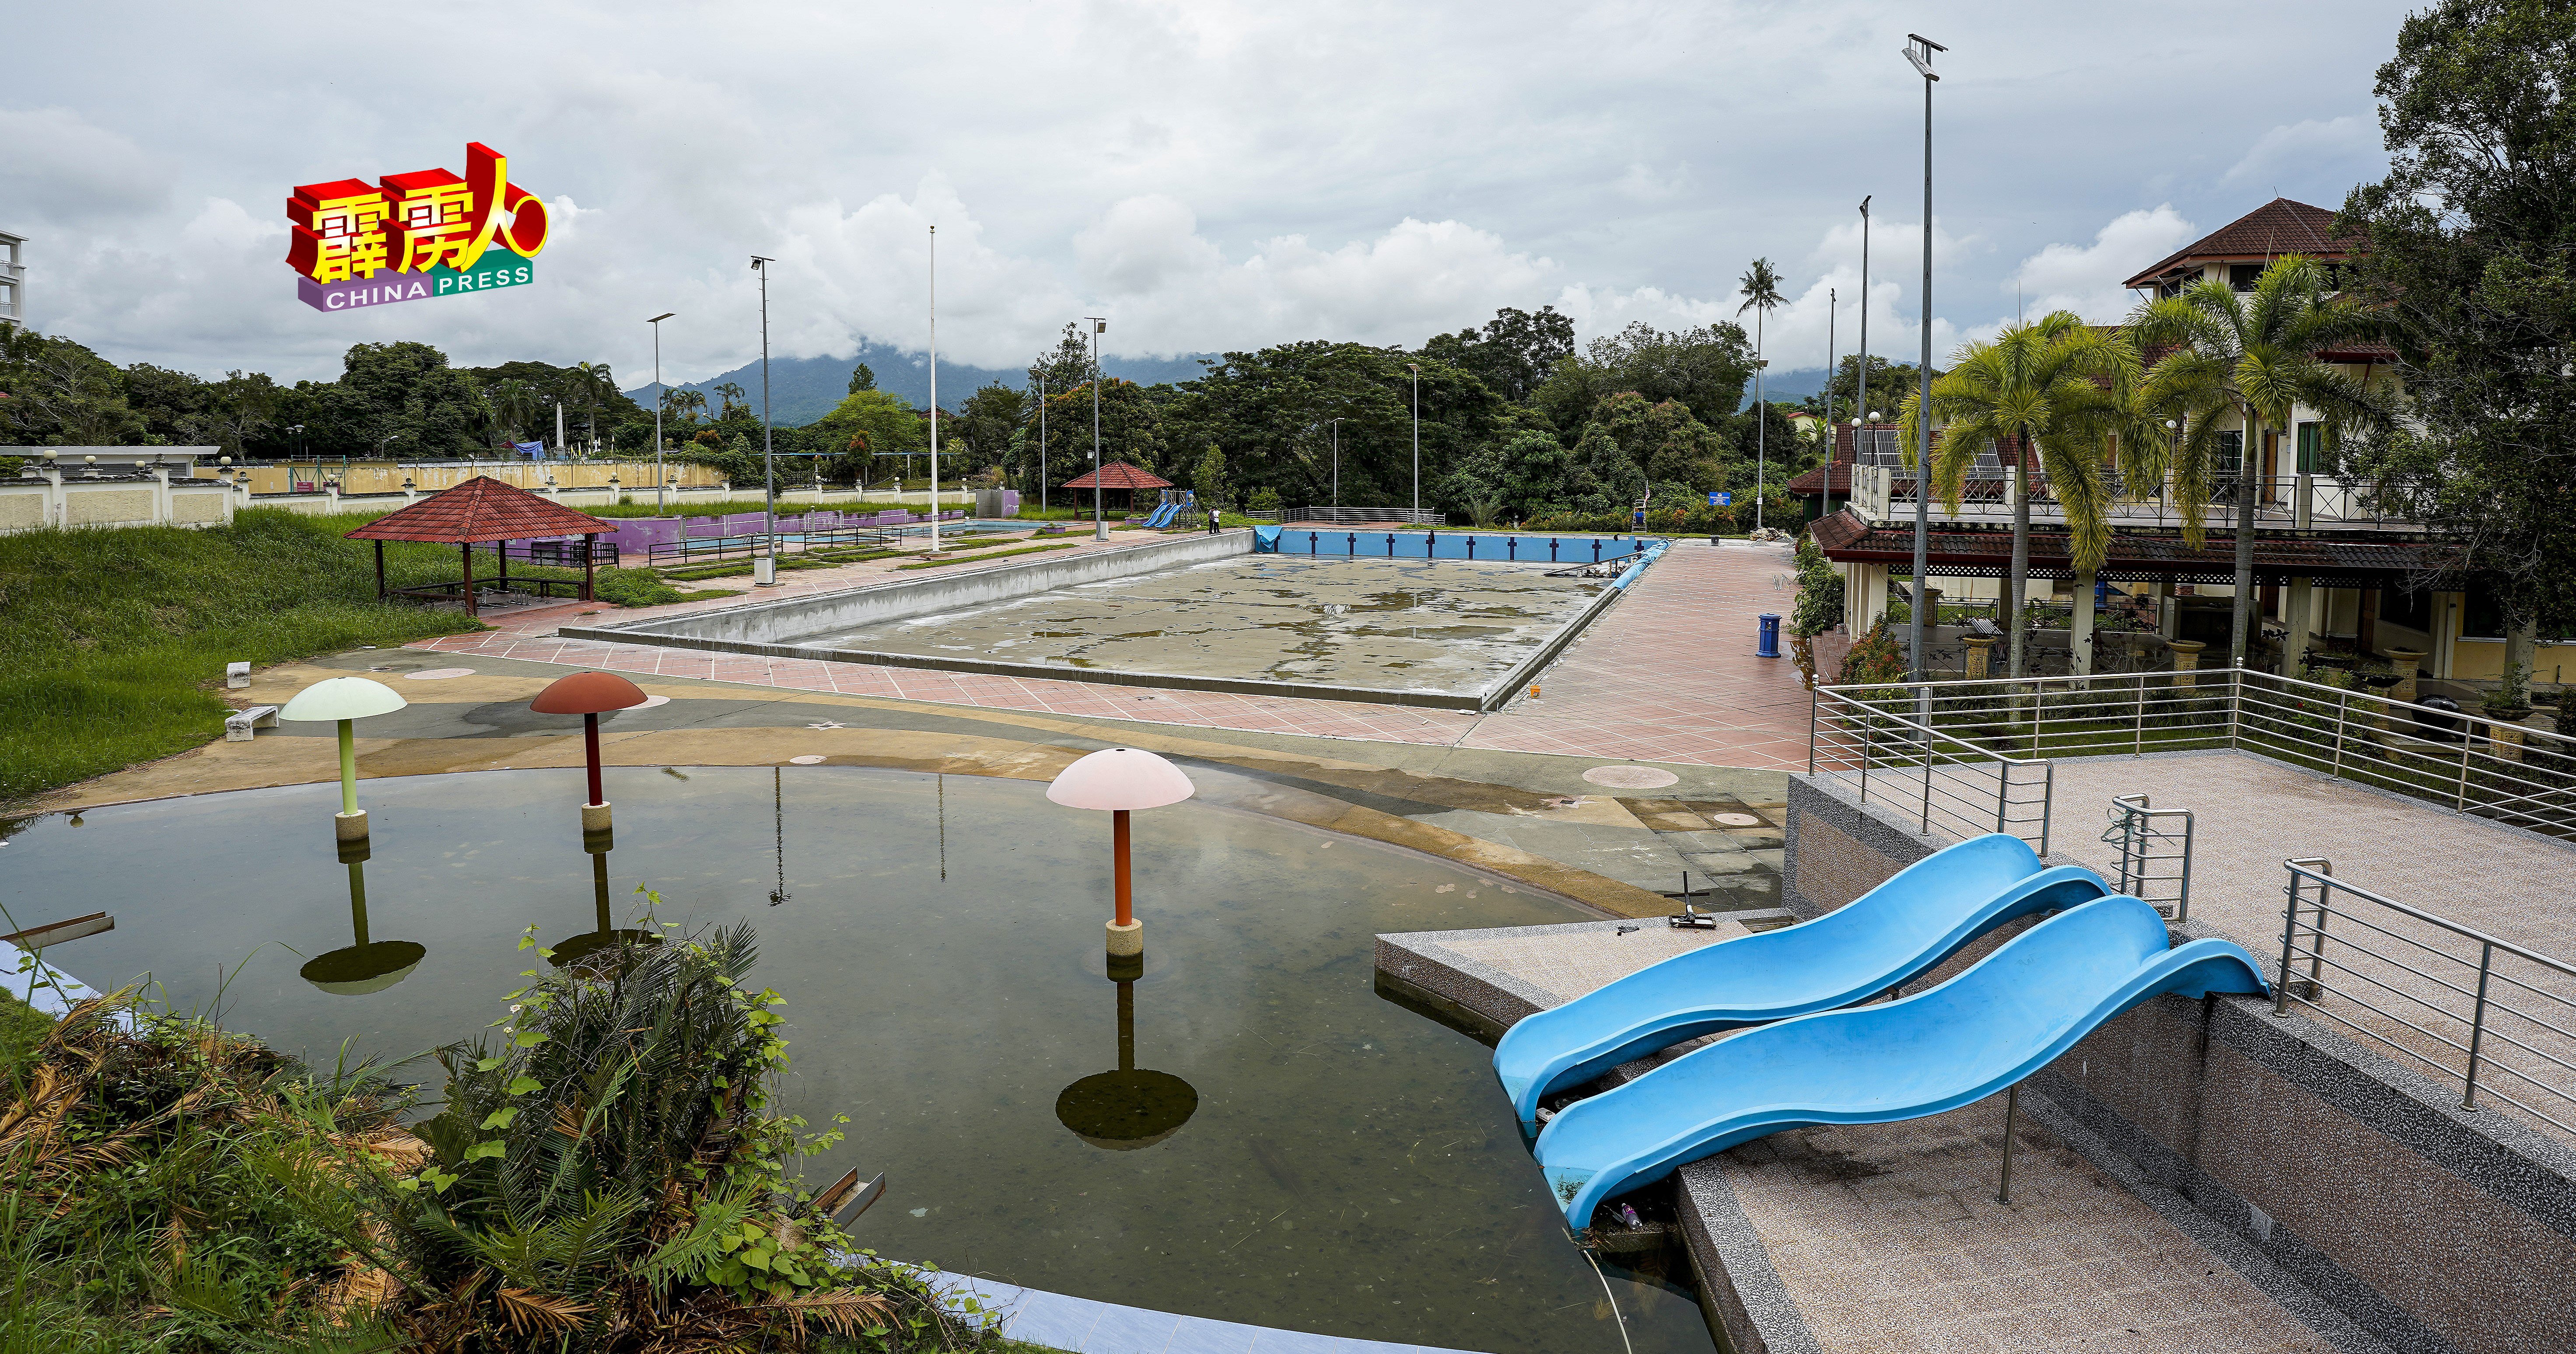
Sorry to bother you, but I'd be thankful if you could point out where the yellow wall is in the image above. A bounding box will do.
[205,461,726,496]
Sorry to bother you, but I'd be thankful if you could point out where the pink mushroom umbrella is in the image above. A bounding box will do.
[1047,747,1194,959]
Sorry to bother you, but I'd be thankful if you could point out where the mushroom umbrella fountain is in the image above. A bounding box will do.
[1045,747,1194,965]
[278,676,407,843]
[529,671,650,833]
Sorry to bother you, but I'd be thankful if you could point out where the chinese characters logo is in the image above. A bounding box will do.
[286,143,550,312]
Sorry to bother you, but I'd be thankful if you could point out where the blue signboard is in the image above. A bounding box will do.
[1711,491,1732,506]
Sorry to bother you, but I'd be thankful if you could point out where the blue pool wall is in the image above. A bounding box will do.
[1253,527,1652,567]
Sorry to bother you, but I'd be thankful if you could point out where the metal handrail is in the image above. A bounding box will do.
[2105,792,2194,921]
[1808,685,2055,852]
[1813,667,2575,842]
[2276,859,2576,1134]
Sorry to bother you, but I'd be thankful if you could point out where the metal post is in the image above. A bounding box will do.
[2462,942,2494,1111]
[2331,690,2350,777]
[2228,670,2244,750]
[1408,363,1421,522]
[2134,673,2146,756]
[1088,317,1108,541]
[1906,34,1940,686]
[1822,287,1838,520]
[2457,729,2474,811]
[649,312,673,514]
[928,224,941,553]
[750,254,777,584]
[1039,373,1048,513]
[1996,1085,2018,1205]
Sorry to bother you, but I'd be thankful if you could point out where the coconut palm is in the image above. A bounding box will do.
[713,381,747,420]
[1900,313,2149,677]
[2125,256,2392,668]
[490,378,542,445]
[1737,258,1787,529]
[574,360,615,455]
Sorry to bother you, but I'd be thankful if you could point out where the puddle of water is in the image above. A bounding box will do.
[1,768,1710,1354]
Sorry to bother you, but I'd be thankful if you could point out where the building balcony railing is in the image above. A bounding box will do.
[1846,464,2429,534]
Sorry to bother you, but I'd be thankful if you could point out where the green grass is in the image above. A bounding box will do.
[894,541,1082,570]
[0,509,509,804]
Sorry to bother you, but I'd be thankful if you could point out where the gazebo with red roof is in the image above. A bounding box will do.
[345,475,617,616]
[1061,461,1173,510]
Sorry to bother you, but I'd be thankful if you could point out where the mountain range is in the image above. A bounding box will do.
[626,339,1216,427]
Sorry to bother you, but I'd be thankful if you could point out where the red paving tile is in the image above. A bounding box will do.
[410,541,1812,771]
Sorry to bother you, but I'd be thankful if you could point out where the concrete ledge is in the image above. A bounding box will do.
[1674,1159,1824,1354]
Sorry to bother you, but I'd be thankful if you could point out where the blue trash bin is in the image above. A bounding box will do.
[1757,613,1782,658]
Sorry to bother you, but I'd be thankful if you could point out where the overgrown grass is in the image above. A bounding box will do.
[0,510,493,804]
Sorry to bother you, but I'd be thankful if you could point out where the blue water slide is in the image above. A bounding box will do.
[1532,894,2268,1226]
[1146,503,1178,528]
[1492,834,2104,1135]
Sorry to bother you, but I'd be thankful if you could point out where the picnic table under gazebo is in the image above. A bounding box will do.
[345,475,617,617]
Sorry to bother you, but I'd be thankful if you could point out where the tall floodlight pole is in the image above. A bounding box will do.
[1406,364,1421,522]
[1822,288,1837,518]
[1856,196,1872,488]
[1905,35,1944,687]
[750,255,777,585]
[1038,373,1049,513]
[928,225,941,554]
[1087,317,1108,540]
[648,313,674,513]
[1329,417,1344,509]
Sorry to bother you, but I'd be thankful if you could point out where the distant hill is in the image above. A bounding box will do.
[1743,367,1825,409]
[628,340,1216,427]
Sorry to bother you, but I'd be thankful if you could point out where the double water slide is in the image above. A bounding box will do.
[1490,835,2270,1226]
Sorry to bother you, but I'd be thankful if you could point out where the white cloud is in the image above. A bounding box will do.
[2000,204,2199,328]
[2224,115,2382,188]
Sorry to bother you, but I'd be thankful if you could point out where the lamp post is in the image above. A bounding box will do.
[1904,33,1944,687]
[1822,287,1838,519]
[278,676,407,843]
[531,670,650,834]
[1038,372,1049,513]
[1406,363,1421,523]
[928,225,942,555]
[648,312,675,514]
[1086,317,1108,540]
[1328,417,1344,509]
[1046,747,1194,968]
[750,254,777,584]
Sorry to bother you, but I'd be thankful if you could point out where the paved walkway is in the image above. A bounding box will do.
[411,538,1813,772]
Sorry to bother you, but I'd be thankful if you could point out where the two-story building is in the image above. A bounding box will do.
[1803,198,2566,691]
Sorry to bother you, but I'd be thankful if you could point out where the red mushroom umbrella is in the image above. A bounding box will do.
[531,671,650,831]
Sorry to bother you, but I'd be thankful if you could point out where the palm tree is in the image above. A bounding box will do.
[2127,257,2392,668]
[1900,313,2144,678]
[1737,258,1787,529]
[490,378,541,446]
[664,387,708,426]
[713,381,747,420]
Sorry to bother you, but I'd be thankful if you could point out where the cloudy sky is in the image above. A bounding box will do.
[7,1,2410,391]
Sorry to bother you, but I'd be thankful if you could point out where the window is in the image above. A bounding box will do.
[2297,421,2322,473]
[2230,263,2265,291]
[2214,430,2244,478]
[2381,587,2433,635]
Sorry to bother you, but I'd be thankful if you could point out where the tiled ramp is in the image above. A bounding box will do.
[937,1274,1484,1354]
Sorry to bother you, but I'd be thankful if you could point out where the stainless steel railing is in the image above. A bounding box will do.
[2277,859,2576,1136]
[1813,667,2575,842]
[2104,792,2194,921]
[1808,686,2054,852]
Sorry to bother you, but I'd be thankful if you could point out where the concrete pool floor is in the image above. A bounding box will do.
[785,555,1606,699]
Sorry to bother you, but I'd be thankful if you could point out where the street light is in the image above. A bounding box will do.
[1822,287,1838,519]
[1406,363,1421,523]
[1904,32,1943,687]
[750,255,777,585]
[928,224,942,555]
[648,312,675,514]
[1037,372,1049,513]
[1086,317,1108,541]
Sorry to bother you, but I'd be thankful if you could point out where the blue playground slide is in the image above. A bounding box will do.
[1492,834,2105,1135]
[1144,503,1178,528]
[1530,894,2269,1226]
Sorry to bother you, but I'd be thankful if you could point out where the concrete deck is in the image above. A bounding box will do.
[2047,750,2576,1142]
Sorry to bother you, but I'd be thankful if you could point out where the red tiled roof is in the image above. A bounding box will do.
[2121,198,2356,289]
[1809,509,2452,584]
[344,475,614,544]
[1061,461,1173,491]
